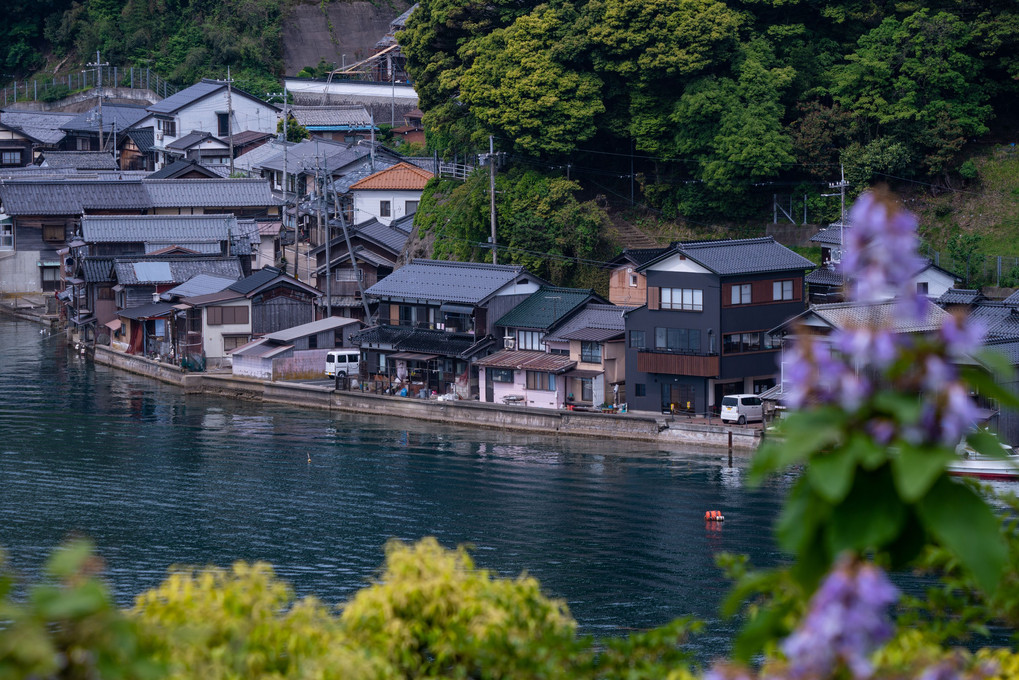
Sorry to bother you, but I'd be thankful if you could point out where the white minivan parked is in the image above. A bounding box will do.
[325,350,360,378]
[720,394,763,425]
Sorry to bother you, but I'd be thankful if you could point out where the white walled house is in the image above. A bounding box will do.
[140,80,280,170]
[349,162,432,226]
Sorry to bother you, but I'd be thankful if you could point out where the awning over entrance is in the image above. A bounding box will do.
[565,368,603,379]
[389,352,440,361]
[440,303,474,315]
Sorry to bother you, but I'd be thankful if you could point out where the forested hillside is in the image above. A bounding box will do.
[3,0,286,97]
[400,0,1019,219]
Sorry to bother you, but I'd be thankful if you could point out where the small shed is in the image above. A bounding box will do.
[231,316,361,380]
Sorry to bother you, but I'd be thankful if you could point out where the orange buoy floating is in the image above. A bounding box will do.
[705,510,725,521]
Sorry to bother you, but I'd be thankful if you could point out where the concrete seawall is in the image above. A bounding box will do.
[93,347,761,449]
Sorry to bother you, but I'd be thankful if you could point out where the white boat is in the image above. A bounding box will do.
[947,442,1019,480]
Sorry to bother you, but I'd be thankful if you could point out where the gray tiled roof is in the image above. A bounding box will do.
[146,159,223,179]
[291,106,373,128]
[355,217,410,252]
[81,214,243,245]
[40,151,118,170]
[366,259,531,304]
[938,288,983,305]
[810,300,949,334]
[545,303,634,342]
[806,264,845,286]
[351,324,477,358]
[233,139,290,174]
[809,225,850,246]
[613,247,671,267]
[124,127,155,152]
[60,104,150,133]
[140,178,281,207]
[669,237,815,276]
[0,110,76,144]
[165,130,222,151]
[496,286,598,330]
[81,257,114,283]
[327,157,397,193]
[970,302,1019,340]
[0,177,279,215]
[1003,290,1019,306]
[982,338,1019,366]
[113,255,243,285]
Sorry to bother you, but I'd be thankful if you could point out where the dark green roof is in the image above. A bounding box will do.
[495,286,599,330]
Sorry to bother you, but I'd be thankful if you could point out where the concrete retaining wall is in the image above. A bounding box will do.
[92,347,760,448]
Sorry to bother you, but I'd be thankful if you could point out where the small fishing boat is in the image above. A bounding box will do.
[947,442,1019,480]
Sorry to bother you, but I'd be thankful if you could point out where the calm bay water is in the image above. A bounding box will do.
[0,315,791,657]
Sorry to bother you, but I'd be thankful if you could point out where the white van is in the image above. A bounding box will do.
[720,394,763,425]
[325,350,360,378]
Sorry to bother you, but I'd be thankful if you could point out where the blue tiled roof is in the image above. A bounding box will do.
[366,260,533,304]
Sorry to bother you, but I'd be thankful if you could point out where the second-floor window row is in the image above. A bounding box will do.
[655,327,701,353]
[580,341,602,363]
[661,287,703,311]
[723,331,779,354]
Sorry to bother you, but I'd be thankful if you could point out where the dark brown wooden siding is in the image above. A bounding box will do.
[721,277,803,308]
[637,351,718,377]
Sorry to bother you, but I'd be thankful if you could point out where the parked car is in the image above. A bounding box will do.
[720,394,763,425]
[325,350,359,378]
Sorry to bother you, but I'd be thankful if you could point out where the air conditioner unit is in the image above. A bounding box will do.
[504,337,516,350]
[156,131,164,141]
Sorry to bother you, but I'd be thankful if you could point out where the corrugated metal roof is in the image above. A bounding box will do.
[132,261,173,282]
[40,151,118,170]
[147,80,223,115]
[349,162,433,191]
[475,349,576,373]
[264,316,359,342]
[117,301,175,319]
[366,260,529,304]
[161,274,237,299]
[82,214,240,243]
[496,286,597,330]
[257,139,369,174]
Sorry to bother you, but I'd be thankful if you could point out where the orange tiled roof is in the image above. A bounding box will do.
[349,162,433,191]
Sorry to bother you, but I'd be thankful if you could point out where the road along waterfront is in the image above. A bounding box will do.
[0,315,790,660]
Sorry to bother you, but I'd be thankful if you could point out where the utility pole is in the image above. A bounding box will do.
[488,135,497,265]
[827,164,849,263]
[322,151,332,317]
[269,84,295,276]
[333,190,372,321]
[226,67,235,176]
[86,51,109,152]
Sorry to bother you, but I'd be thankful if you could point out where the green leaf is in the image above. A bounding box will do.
[826,466,907,555]
[967,428,1011,459]
[972,347,1016,384]
[916,476,1007,595]
[44,539,94,579]
[891,443,956,502]
[961,367,1019,410]
[750,408,845,483]
[807,447,856,503]
[872,392,923,423]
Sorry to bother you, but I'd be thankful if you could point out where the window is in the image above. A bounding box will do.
[0,221,12,250]
[158,119,176,137]
[654,327,701,352]
[917,281,929,295]
[525,370,555,391]
[380,200,391,218]
[629,330,646,349]
[42,223,65,242]
[773,280,793,301]
[223,335,250,352]
[40,266,59,292]
[731,284,752,305]
[405,200,419,215]
[490,368,514,383]
[517,330,544,350]
[661,287,703,311]
[581,378,593,402]
[629,273,638,287]
[635,383,646,397]
[549,347,569,356]
[217,112,230,137]
[581,341,602,363]
[723,331,776,353]
[308,334,318,349]
[1,150,20,165]
[206,305,249,325]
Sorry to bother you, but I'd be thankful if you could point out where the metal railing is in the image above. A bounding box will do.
[2,67,178,106]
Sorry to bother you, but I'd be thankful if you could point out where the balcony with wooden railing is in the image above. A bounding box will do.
[637,350,719,377]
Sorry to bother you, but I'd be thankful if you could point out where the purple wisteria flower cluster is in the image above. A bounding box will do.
[780,557,898,679]
[783,190,986,446]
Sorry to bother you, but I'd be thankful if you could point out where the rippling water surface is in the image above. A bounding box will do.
[0,316,792,658]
